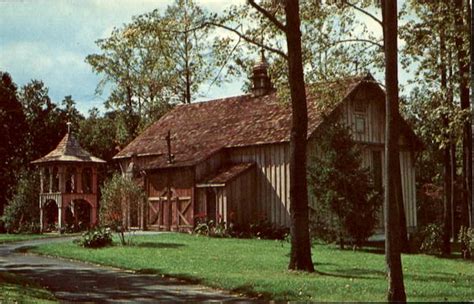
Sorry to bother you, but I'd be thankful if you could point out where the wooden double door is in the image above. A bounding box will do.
[147,187,193,231]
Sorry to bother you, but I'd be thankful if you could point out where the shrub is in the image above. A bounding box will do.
[193,216,288,240]
[308,121,382,248]
[419,223,443,255]
[75,227,113,248]
[458,226,474,259]
[1,171,40,233]
[100,173,146,245]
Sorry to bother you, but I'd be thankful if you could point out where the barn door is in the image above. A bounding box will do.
[147,188,193,231]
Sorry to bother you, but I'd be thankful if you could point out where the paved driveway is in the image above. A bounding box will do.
[0,236,250,302]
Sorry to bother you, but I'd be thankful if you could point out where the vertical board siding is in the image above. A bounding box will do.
[229,143,290,227]
[308,85,417,232]
[195,151,228,181]
[223,167,256,225]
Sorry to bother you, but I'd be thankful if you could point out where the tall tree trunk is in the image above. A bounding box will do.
[396,161,409,253]
[285,0,314,272]
[454,0,471,234]
[442,145,453,255]
[470,0,473,228]
[382,0,406,301]
[439,16,452,256]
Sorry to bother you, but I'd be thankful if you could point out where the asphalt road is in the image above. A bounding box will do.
[0,236,250,302]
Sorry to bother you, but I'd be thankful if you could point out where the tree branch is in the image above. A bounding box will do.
[331,38,383,49]
[207,21,288,59]
[247,0,287,33]
[343,1,383,27]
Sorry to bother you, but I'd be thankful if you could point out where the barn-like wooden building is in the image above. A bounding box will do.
[114,60,421,233]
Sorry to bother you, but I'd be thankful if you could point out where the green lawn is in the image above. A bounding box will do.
[0,272,57,303]
[0,233,52,244]
[0,233,56,244]
[32,233,474,302]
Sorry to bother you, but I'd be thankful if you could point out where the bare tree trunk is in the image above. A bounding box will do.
[470,0,473,229]
[443,145,453,255]
[383,0,406,301]
[396,160,409,253]
[454,0,472,236]
[285,0,314,272]
[439,15,453,256]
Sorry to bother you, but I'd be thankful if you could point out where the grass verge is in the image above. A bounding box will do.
[0,272,56,303]
[32,233,474,301]
[0,233,61,244]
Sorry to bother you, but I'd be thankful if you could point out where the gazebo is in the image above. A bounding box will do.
[31,123,106,232]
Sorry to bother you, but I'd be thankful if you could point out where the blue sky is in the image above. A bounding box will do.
[1,0,410,115]
[0,0,245,114]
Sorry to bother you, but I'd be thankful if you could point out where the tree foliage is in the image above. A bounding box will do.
[1,171,40,233]
[308,121,382,248]
[212,1,384,94]
[86,0,224,143]
[0,72,27,216]
[100,173,146,245]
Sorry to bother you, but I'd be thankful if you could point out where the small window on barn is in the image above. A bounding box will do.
[355,115,365,134]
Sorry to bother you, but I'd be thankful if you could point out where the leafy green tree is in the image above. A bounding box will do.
[0,72,28,217]
[1,171,40,233]
[212,2,383,93]
[308,122,382,248]
[19,80,68,162]
[400,0,471,255]
[87,0,220,142]
[76,108,118,162]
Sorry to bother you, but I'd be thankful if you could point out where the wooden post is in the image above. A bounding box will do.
[49,167,53,193]
[58,206,63,232]
[58,166,65,193]
[39,197,43,232]
[92,167,98,194]
[167,186,172,231]
[76,166,83,194]
[39,168,44,194]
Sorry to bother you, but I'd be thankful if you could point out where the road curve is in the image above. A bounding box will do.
[0,236,250,302]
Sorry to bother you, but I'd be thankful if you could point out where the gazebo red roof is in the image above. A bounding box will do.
[31,132,105,164]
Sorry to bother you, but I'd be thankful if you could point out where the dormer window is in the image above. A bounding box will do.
[355,115,366,134]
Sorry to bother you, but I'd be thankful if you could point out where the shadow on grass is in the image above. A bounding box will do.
[316,267,384,280]
[133,242,186,249]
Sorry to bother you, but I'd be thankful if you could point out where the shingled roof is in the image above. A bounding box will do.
[113,75,374,168]
[32,132,106,164]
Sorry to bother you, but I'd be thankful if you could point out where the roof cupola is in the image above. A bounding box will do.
[251,50,274,97]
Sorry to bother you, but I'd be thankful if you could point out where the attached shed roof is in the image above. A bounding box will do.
[31,132,106,164]
[196,163,255,187]
[114,75,368,167]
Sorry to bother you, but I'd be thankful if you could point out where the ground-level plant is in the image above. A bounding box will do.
[75,227,113,248]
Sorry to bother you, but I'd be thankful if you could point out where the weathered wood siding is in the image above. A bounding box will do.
[228,144,291,227]
[220,167,256,225]
[400,150,417,230]
[195,151,229,182]
[307,83,417,232]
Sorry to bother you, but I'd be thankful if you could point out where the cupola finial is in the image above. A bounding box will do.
[251,50,273,97]
[67,121,72,134]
